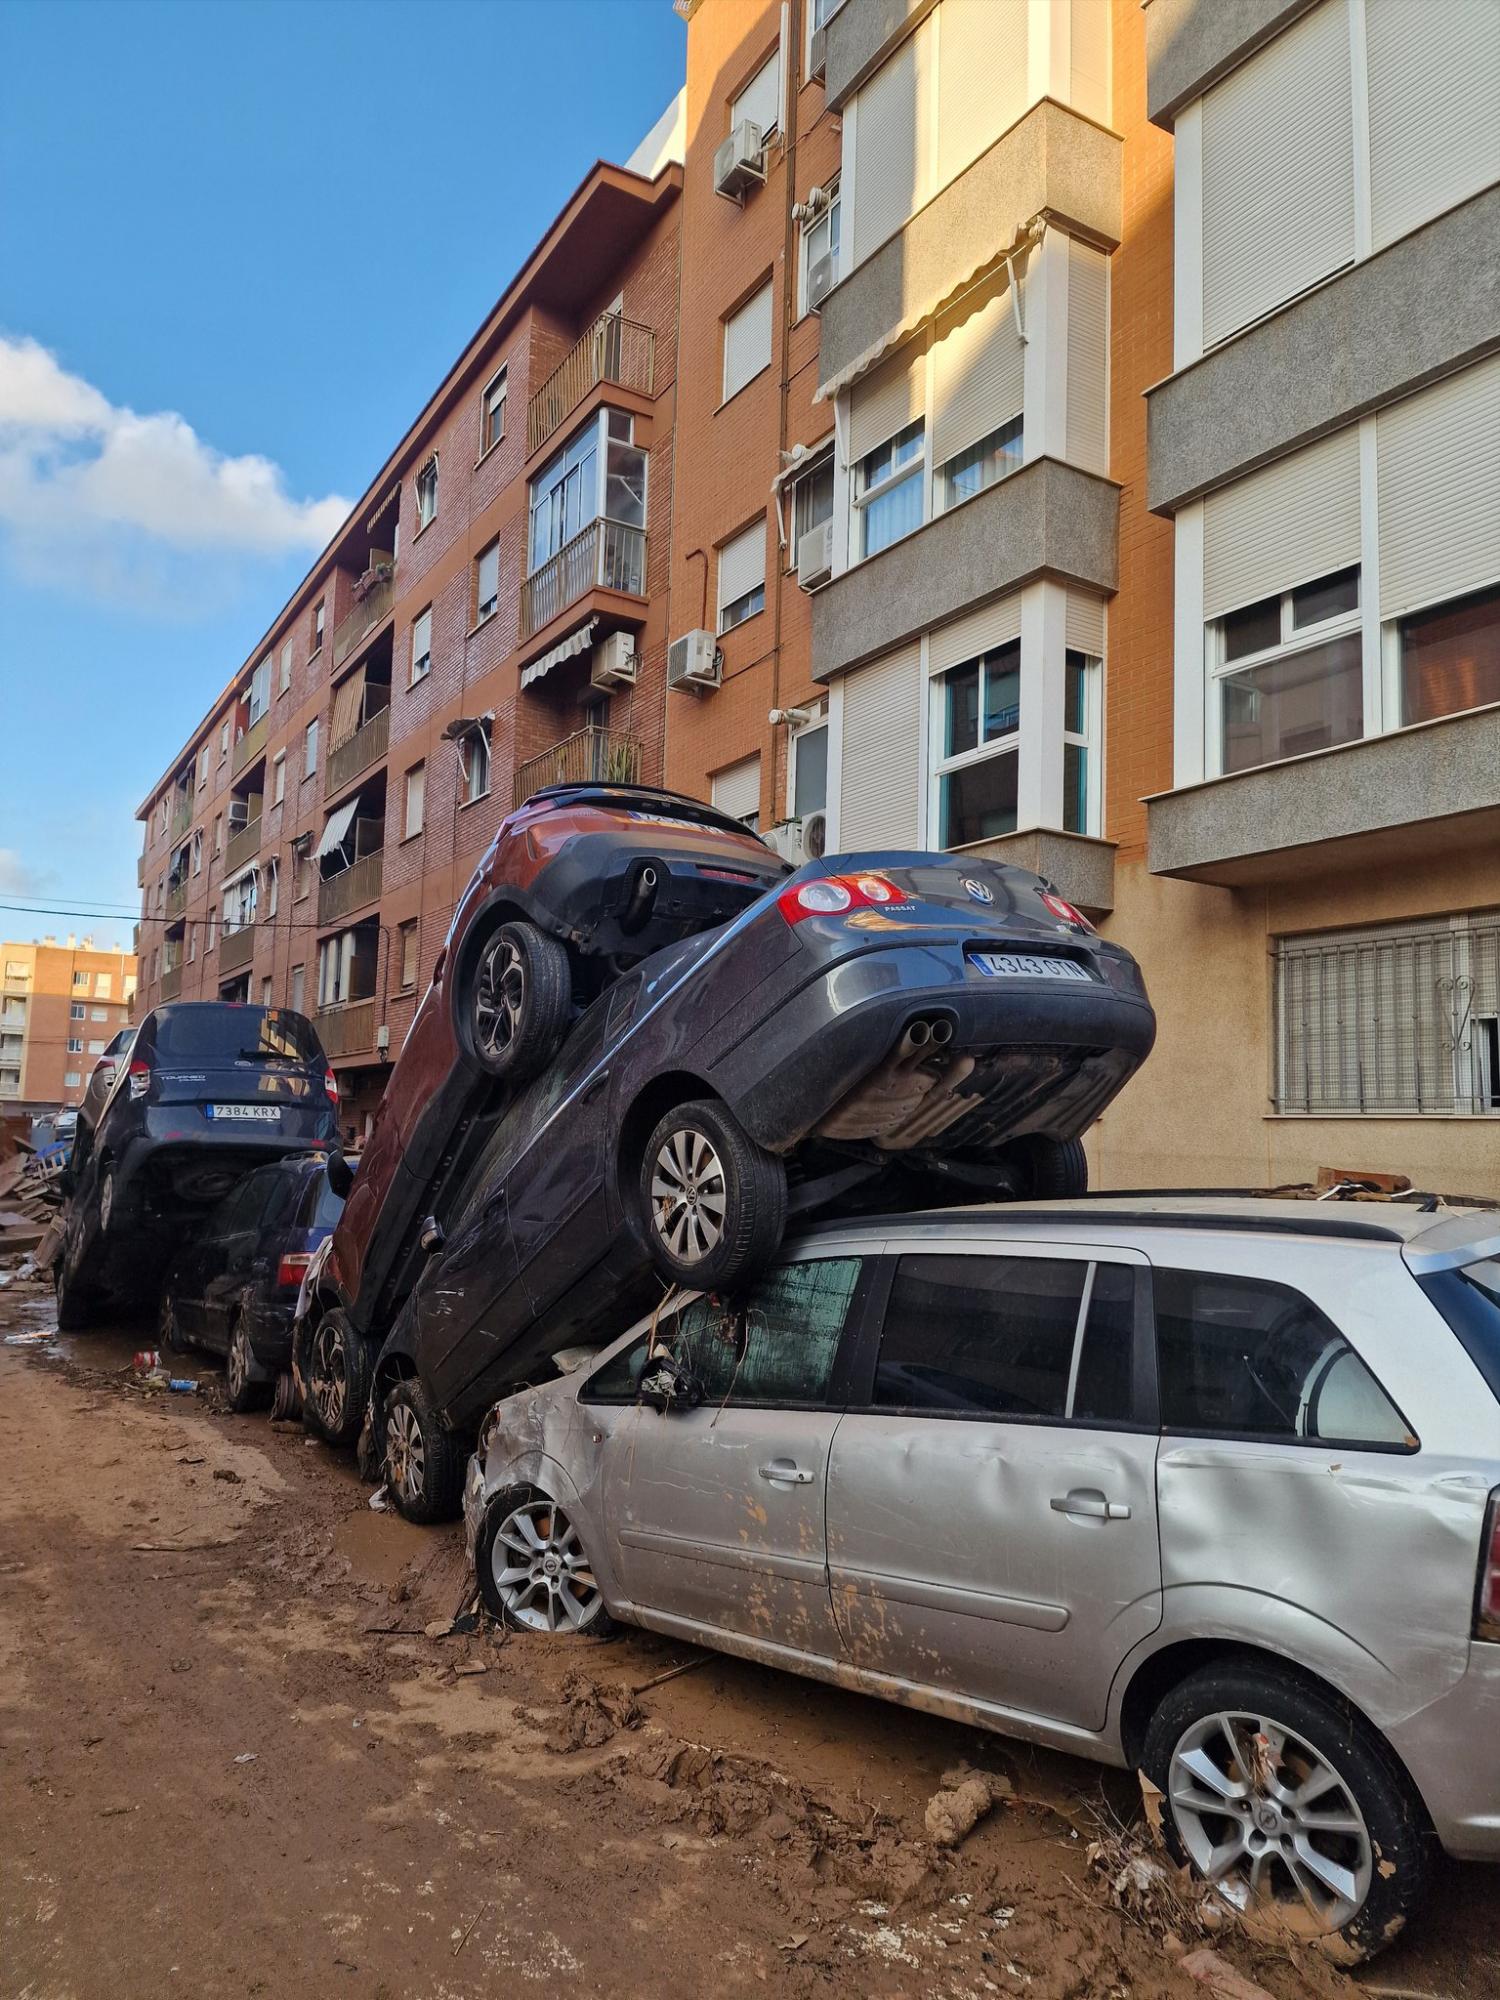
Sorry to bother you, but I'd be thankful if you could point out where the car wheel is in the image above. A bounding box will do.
[302,1308,374,1449]
[54,1241,99,1333]
[639,1097,787,1291]
[159,1289,191,1355]
[1142,1658,1432,1963]
[471,921,572,1083]
[475,1486,616,1638]
[224,1318,270,1415]
[1016,1135,1088,1198]
[98,1164,117,1235]
[381,1378,465,1524]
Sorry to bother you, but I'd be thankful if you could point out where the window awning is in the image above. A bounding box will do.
[330,663,366,744]
[520,617,597,691]
[221,858,260,892]
[315,797,360,861]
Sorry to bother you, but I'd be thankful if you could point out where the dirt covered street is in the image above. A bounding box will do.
[3,1281,1498,2000]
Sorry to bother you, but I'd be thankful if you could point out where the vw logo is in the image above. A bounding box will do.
[962,877,994,905]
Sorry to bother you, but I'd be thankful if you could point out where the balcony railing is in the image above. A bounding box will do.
[317,849,384,927]
[225,816,261,877]
[514,726,642,809]
[170,796,192,840]
[316,998,375,1059]
[232,713,269,775]
[166,881,187,920]
[520,519,646,639]
[333,574,396,670]
[528,312,655,456]
[160,962,184,1001]
[327,705,390,796]
[219,923,256,974]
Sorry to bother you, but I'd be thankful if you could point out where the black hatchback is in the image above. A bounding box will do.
[162,1156,344,1410]
[57,1001,340,1329]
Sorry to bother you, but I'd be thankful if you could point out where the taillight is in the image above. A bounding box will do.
[1040,889,1094,933]
[1477,1491,1500,1643]
[128,1058,151,1100]
[324,1069,339,1104]
[777,873,909,925]
[277,1251,313,1291]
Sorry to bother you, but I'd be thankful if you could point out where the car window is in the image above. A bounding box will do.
[875,1255,1088,1417]
[154,1006,321,1064]
[1154,1266,1413,1447]
[1071,1262,1136,1424]
[306,1173,345,1230]
[1417,1257,1500,1405]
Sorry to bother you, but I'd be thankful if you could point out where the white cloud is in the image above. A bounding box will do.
[0,335,348,587]
[0,849,54,899]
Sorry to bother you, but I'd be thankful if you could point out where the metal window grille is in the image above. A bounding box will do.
[1275,914,1500,1115]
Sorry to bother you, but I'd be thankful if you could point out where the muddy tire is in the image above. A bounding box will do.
[638,1097,787,1292]
[1015,1135,1088,1198]
[224,1317,270,1415]
[159,1288,191,1356]
[54,1236,100,1333]
[97,1164,118,1237]
[381,1377,465,1525]
[475,1485,616,1638]
[302,1308,374,1449]
[471,921,572,1084]
[1141,1657,1432,1964]
[270,1370,301,1423]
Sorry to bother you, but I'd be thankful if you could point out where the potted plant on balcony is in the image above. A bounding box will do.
[353,559,394,602]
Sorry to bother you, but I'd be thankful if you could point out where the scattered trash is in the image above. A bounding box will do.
[133,1350,162,1371]
[923,1762,1012,1847]
[453,1661,488,1678]
[4,1330,53,1346]
[423,1619,454,1640]
[632,1651,713,1694]
[779,1932,810,1954]
[451,1900,490,1958]
[516,1671,644,1752]
[232,1752,257,1766]
[130,1538,234,1554]
[212,1467,242,1485]
[367,1485,390,1513]
[167,1378,198,1395]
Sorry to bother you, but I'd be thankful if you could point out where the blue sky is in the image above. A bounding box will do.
[0,0,683,947]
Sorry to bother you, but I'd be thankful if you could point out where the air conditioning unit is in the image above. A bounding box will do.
[714,121,766,202]
[806,250,836,312]
[667,630,721,692]
[591,632,638,690]
[808,23,827,80]
[802,808,829,861]
[762,810,829,866]
[797,518,834,590]
[227,799,250,830]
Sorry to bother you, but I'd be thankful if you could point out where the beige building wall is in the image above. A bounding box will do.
[0,940,137,1111]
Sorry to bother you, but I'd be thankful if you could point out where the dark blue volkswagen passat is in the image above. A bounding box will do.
[57,1002,340,1329]
[343,852,1155,1522]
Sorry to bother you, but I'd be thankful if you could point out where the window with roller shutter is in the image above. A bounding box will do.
[723,282,772,403]
[731,50,780,142]
[931,268,1024,512]
[717,519,767,633]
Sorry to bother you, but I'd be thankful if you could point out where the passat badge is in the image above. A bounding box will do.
[962,877,994,905]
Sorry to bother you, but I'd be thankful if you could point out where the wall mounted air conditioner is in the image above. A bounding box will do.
[808,24,827,81]
[591,632,637,690]
[797,518,834,590]
[763,810,829,866]
[227,798,250,830]
[375,1023,390,1055]
[805,250,836,312]
[714,121,766,202]
[667,630,722,692]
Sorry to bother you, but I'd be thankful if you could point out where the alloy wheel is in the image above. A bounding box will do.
[385,1400,426,1509]
[1167,1708,1374,1935]
[227,1326,248,1404]
[99,1170,114,1232]
[490,1499,601,1633]
[474,934,525,1061]
[649,1128,728,1266]
[310,1320,347,1433]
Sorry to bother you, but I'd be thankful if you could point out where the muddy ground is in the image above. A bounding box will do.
[2,1277,1496,2000]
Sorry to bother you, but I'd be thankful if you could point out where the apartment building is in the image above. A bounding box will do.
[0,938,137,1111]
[134,122,684,1140]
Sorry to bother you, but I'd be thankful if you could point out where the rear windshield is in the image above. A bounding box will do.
[1419,1257,1500,1403]
[154,1006,321,1064]
[306,1173,345,1229]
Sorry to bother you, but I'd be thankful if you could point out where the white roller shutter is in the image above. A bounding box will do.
[732,52,781,138]
[1066,239,1108,475]
[1201,0,1354,349]
[712,754,762,825]
[851,20,930,265]
[1069,0,1111,125]
[849,346,924,463]
[1203,424,1361,619]
[929,593,1023,674]
[931,275,1023,471]
[717,518,767,617]
[1377,354,1500,617]
[1066,591,1106,657]
[1367,0,1500,252]
[936,0,1028,189]
[839,644,923,847]
[723,282,772,401]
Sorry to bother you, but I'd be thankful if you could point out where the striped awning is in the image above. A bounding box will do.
[520,617,597,691]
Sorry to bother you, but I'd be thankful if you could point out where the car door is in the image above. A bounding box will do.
[505,994,617,1316]
[600,1247,876,1659]
[200,1172,279,1351]
[826,1235,1162,1732]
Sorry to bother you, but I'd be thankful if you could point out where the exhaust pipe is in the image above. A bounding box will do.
[621,863,660,936]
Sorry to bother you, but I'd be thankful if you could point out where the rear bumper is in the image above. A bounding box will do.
[532,829,782,959]
[1386,1641,1500,1860]
[243,1298,297,1371]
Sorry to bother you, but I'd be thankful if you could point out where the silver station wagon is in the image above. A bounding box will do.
[464,1196,1500,1962]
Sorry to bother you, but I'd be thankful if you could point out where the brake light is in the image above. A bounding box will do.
[1039,889,1094,933]
[277,1251,314,1291]
[1477,1491,1500,1643]
[128,1058,151,1101]
[324,1069,339,1104]
[777,873,909,925]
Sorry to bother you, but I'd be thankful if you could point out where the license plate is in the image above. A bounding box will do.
[207,1103,281,1122]
[969,952,1092,982]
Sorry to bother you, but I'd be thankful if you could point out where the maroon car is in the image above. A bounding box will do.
[298,783,786,1443]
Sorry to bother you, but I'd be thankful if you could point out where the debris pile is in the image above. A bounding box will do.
[0,1139,67,1273]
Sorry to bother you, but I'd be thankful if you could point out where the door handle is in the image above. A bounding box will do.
[1051,1488,1131,1521]
[758,1460,815,1486]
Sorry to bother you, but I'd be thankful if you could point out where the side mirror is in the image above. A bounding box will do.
[635,1350,703,1414]
[325,1150,354,1200]
[418,1215,446,1256]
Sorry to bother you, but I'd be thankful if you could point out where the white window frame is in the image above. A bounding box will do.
[279,640,294,695]
[415,454,439,530]
[399,921,420,990]
[304,720,318,779]
[798,181,841,319]
[853,418,926,560]
[69,1001,85,1021]
[312,599,325,655]
[411,607,433,683]
[1206,567,1363,779]
[191,829,203,876]
[404,762,425,840]
[459,727,491,807]
[272,751,286,805]
[475,543,499,624]
[266,857,279,919]
[787,712,830,820]
[1062,649,1103,839]
[927,641,1022,851]
[480,367,507,456]
[219,720,230,763]
[717,520,767,633]
[936,414,1024,515]
[197,745,209,789]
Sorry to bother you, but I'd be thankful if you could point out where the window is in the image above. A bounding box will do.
[265,857,279,919]
[855,419,924,557]
[1275,912,1500,1117]
[72,969,89,990]
[1212,566,1363,776]
[717,518,766,632]
[304,720,318,778]
[293,847,311,901]
[290,963,305,1014]
[722,281,772,403]
[791,722,828,819]
[1063,649,1099,837]
[66,1037,84,1055]
[191,829,203,876]
[404,762,425,840]
[938,416,1023,512]
[410,607,432,682]
[64,1072,81,1090]
[731,49,780,141]
[95,974,110,998]
[799,181,840,316]
[399,920,420,990]
[261,977,273,1006]
[247,655,271,725]
[207,908,218,951]
[415,453,438,529]
[311,599,325,655]
[480,368,507,454]
[272,751,286,806]
[279,640,294,695]
[213,814,223,855]
[1399,583,1500,728]
[70,1002,85,1021]
[219,719,230,762]
[932,639,1020,847]
[712,753,761,830]
[317,926,377,1008]
[197,745,209,789]
[459,726,490,805]
[1154,1268,1411,1447]
[3,962,27,982]
[90,1005,108,1021]
[187,923,197,962]
[474,542,499,623]
[223,869,258,934]
[811,0,842,27]
[791,453,834,548]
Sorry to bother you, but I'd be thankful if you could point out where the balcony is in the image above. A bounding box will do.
[521,520,645,641]
[514,726,642,810]
[528,313,655,457]
[318,849,384,927]
[232,713,269,776]
[219,923,256,974]
[166,881,187,921]
[136,854,146,888]
[316,998,375,1059]
[160,962,184,1002]
[327,705,390,797]
[170,795,192,840]
[333,573,395,671]
[225,816,261,877]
